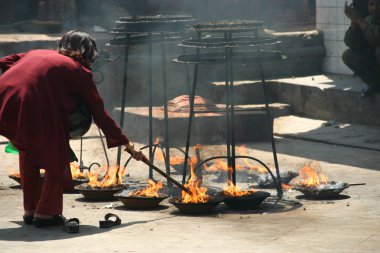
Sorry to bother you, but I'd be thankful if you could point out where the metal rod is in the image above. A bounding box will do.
[116,40,130,164]
[97,127,110,168]
[224,32,232,173]
[116,36,130,179]
[229,47,237,185]
[161,32,172,188]
[79,137,83,171]
[148,33,154,179]
[141,157,190,194]
[182,31,201,184]
[259,61,283,199]
[348,183,366,186]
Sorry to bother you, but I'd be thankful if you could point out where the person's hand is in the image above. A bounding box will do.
[123,143,146,161]
[345,1,362,23]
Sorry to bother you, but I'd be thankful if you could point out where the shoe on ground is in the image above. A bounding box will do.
[33,215,66,228]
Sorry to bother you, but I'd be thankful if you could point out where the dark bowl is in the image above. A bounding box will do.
[221,191,270,210]
[74,183,127,201]
[114,192,168,209]
[293,182,349,199]
[169,196,223,214]
[9,173,45,185]
[254,171,299,188]
[72,178,89,187]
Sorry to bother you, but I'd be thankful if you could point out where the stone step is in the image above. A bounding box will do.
[269,74,380,126]
[113,103,293,146]
[274,115,380,151]
[208,74,380,126]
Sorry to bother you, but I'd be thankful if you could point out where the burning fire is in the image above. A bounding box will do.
[296,161,328,187]
[70,162,87,180]
[223,180,253,197]
[236,145,268,173]
[87,165,126,189]
[128,179,163,197]
[181,160,209,203]
[203,159,233,172]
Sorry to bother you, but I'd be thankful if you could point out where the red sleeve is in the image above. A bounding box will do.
[0,52,27,73]
[78,67,129,148]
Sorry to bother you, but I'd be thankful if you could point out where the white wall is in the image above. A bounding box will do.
[316,0,353,74]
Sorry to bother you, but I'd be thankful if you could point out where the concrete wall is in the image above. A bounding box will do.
[316,0,353,74]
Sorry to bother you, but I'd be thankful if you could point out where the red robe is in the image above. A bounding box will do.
[0,49,129,189]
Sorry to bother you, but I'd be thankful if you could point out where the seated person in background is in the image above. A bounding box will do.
[343,0,380,98]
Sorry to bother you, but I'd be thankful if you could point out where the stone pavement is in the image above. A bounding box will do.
[0,118,379,253]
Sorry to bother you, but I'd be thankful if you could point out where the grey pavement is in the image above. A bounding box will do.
[0,117,379,253]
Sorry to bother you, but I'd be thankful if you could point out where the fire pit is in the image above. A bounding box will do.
[169,196,222,214]
[292,161,351,199]
[253,171,299,188]
[114,180,168,209]
[219,181,270,210]
[169,163,222,214]
[115,193,168,209]
[222,191,270,210]
[75,183,126,201]
[74,165,127,201]
[294,181,349,199]
[8,170,45,185]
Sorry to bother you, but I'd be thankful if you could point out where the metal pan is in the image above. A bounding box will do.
[293,181,350,199]
[169,196,223,214]
[254,171,299,188]
[74,183,126,201]
[114,192,168,209]
[8,173,45,185]
[221,191,270,210]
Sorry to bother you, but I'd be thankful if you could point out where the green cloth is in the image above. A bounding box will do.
[5,142,19,154]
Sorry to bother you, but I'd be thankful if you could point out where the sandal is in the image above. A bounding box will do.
[99,213,121,228]
[33,215,66,228]
[63,218,80,233]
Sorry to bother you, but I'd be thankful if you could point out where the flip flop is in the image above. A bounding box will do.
[99,213,121,228]
[63,218,80,233]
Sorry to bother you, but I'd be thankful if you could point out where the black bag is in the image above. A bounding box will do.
[69,103,92,139]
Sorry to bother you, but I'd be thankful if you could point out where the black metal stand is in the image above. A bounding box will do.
[175,23,284,198]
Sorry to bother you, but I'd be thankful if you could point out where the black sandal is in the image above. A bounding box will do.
[99,213,121,228]
[33,215,66,228]
[63,218,80,233]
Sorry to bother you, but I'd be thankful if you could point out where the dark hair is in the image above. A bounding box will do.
[58,30,97,69]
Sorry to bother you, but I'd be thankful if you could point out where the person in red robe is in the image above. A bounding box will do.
[0,30,145,228]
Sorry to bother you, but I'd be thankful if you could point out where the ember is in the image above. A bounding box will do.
[128,179,163,198]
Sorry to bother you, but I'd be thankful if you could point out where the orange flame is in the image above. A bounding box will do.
[70,162,87,180]
[128,179,163,197]
[87,165,125,189]
[223,180,254,197]
[281,183,294,190]
[203,159,233,172]
[236,145,268,173]
[181,160,209,203]
[297,161,328,187]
